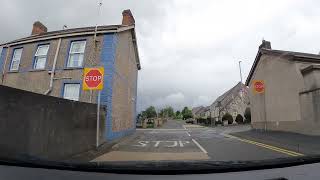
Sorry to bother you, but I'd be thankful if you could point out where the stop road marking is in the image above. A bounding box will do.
[133,141,190,148]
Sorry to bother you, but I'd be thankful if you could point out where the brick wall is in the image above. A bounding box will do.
[100,31,138,141]
[112,31,137,132]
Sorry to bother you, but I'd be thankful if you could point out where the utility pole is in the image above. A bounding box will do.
[238,61,243,83]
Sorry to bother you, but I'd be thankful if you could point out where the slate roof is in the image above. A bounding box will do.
[210,82,246,108]
[0,25,123,46]
[0,24,141,70]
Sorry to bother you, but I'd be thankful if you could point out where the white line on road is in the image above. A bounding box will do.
[183,125,187,130]
[186,132,191,136]
[136,128,187,131]
[192,139,208,154]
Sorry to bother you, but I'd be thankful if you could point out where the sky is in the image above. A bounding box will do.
[1,0,320,112]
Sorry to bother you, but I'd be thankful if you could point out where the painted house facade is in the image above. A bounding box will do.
[0,9,141,141]
[209,82,249,122]
[192,106,204,118]
[246,40,320,135]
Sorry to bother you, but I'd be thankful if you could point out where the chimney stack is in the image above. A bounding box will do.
[259,40,271,49]
[122,9,135,26]
[31,21,47,35]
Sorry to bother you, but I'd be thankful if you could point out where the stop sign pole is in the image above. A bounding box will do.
[96,91,101,148]
[83,67,104,148]
[252,80,267,131]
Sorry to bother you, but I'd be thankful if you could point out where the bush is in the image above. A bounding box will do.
[235,114,244,124]
[216,120,223,125]
[222,113,233,124]
[244,107,251,123]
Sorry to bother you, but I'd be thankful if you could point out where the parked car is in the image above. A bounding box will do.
[186,118,195,124]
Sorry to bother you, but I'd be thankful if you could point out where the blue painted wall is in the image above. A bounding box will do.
[0,48,7,74]
[100,33,137,141]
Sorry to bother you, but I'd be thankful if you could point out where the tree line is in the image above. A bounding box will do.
[137,106,193,120]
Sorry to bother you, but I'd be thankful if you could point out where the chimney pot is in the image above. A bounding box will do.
[259,40,271,50]
[31,21,47,35]
[122,9,135,26]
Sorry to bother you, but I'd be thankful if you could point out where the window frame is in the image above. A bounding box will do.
[61,82,82,101]
[33,44,50,70]
[65,40,87,69]
[9,48,23,72]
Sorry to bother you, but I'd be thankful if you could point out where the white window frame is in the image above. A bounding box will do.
[33,45,50,69]
[10,48,23,71]
[66,41,86,68]
[63,83,81,101]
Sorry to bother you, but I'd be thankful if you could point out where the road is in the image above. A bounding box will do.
[92,120,300,162]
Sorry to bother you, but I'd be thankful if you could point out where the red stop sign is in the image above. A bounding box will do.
[254,81,264,93]
[84,69,103,88]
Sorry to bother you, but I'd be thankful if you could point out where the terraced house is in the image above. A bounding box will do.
[209,82,250,123]
[0,9,141,140]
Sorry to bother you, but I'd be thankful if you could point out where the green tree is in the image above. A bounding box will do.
[235,114,244,124]
[175,110,181,117]
[222,113,233,124]
[167,106,174,117]
[143,106,157,118]
[181,107,193,120]
[159,106,175,118]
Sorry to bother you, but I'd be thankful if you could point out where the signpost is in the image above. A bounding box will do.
[83,67,104,148]
[83,67,104,90]
[252,80,267,131]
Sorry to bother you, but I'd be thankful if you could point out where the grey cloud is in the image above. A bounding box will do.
[2,0,320,112]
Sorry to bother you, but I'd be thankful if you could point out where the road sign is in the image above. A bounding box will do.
[83,67,104,90]
[253,80,265,94]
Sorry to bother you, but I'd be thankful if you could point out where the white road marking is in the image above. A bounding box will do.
[137,128,187,131]
[166,141,178,147]
[132,141,149,147]
[178,141,190,147]
[154,141,161,147]
[148,131,186,134]
[183,125,187,130]
[132,141,190,148]
[186,132,191,136]
[192,139,208,154]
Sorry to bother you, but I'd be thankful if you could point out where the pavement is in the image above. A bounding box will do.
[91,120,306,162]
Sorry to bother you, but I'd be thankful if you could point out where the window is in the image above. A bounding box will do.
[10,48,23,71]
[34,45,49,69]
[63,83,80,101]
[67,41,86,68]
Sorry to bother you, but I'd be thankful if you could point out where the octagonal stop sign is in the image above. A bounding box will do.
[83,67,104,90]
[252,80,265,94]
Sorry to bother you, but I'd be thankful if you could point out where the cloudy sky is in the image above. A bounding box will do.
[1,0,320,112]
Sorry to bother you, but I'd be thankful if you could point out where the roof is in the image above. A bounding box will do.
[301,65,320,75]
[192,106,204,114]
[245,48,320,86]
[0,24,141,70]
[1,25,122,46]
[194,106,207,116]
[210,82,246,108]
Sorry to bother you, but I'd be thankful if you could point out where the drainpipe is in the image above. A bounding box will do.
[1,45,10,84]
[45,38,61,95]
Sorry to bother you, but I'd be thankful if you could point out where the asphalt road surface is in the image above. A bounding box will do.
[93,120,301,162]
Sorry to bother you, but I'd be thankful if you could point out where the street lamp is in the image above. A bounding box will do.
[238,61,243,83]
